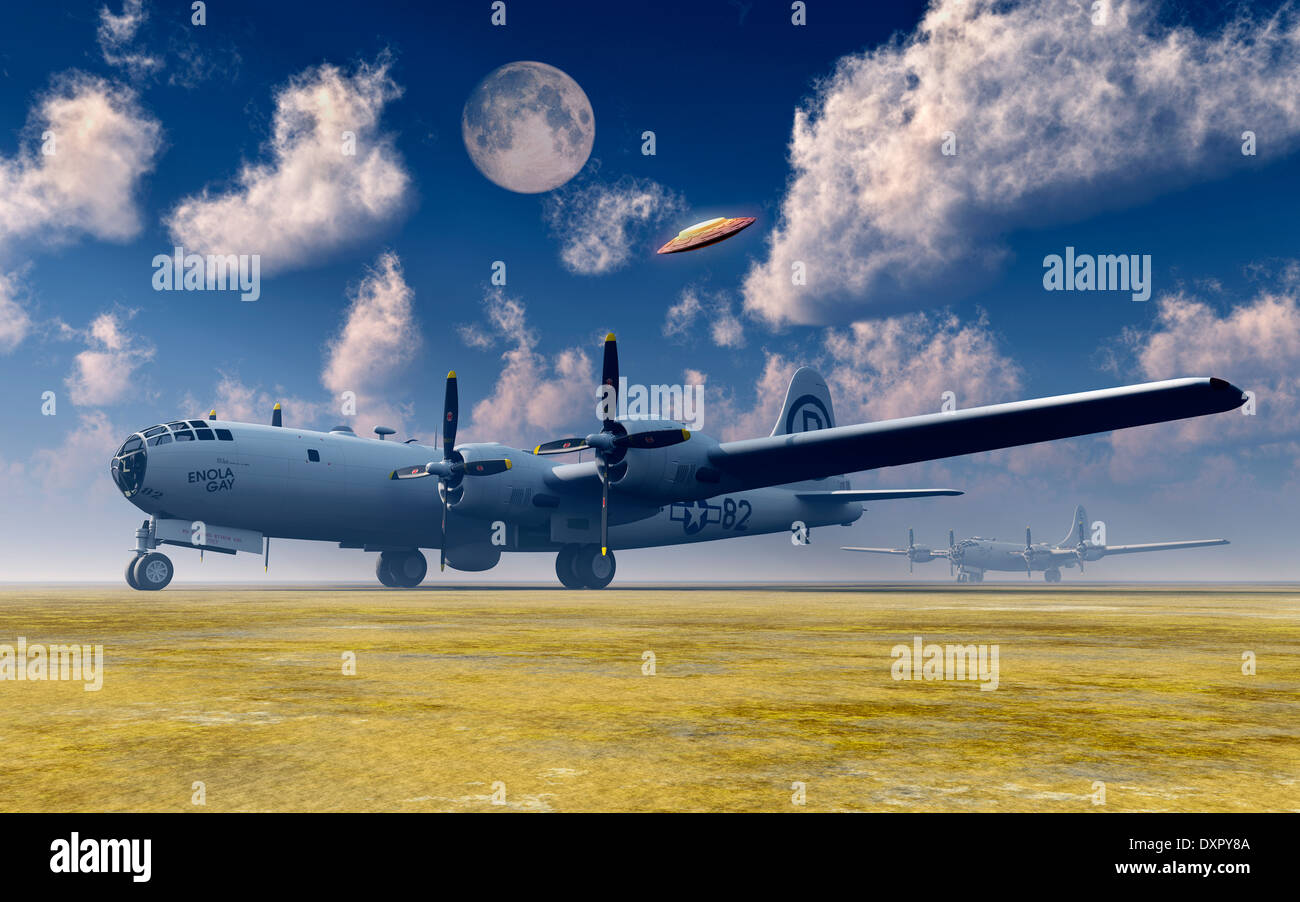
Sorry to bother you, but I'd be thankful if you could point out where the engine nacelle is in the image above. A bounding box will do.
[609,421,719,502]
[445,443,552,526]
[444,542,501,571]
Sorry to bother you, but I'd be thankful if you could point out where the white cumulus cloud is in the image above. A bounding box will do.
[183,372,328,429]
[663,286,747,348]
[0,74,161,254]
[545,176,685,275]
[699,309,1020,443]
[460,287,596,446]
[63,312,155,406]
[1104,280,1300,479]
[97,0,163,78]
[823,309,1022,422]
[166,56,410,274]
[321,252,420,432]
[0,272,32,353]
[29,411,122,495]
[743,0,1300,324]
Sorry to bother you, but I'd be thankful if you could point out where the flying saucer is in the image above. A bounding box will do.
[657,216,755,254]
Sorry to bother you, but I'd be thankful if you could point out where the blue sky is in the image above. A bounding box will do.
[1,0,1297,582]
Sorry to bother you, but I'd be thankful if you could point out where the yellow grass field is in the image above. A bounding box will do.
[1,584,1296,812]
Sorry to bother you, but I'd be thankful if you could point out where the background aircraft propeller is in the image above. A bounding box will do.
[1017,526,1034,578]
[389,371,512,571]
[1073,508,1089,572]
[532,334,689,556]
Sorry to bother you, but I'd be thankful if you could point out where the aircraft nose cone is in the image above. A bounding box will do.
[110,431,148,497]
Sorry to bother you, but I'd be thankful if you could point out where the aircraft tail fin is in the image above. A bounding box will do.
[1061,504,1089,547]
[772,367,836,436]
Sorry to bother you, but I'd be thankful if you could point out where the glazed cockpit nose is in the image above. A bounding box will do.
[110,432,148,497]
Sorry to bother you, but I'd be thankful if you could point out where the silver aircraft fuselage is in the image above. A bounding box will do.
[114,419,860,554]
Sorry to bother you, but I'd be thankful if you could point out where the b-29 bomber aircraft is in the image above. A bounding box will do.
[110,333,1247,590]
[843,505,1229,582]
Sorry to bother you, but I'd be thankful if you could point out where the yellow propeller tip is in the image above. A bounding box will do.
[681,429,691,439]
[605,333,616,342]
[273,402,281,409]
[505,459,512,469]
[532,445,541,455]
[601,547,607,555]
[447,370,456,379]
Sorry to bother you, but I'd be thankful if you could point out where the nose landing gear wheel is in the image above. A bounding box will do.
[132,552,174,591]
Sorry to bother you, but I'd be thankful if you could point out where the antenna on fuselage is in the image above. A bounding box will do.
[271,403,282,427]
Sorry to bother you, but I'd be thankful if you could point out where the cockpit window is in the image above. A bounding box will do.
[173,430,195,441]
[188,420,208,429]
[143,426,167,438]
[195,428,215,440]
[148,434,172,446]
[119,437,143,454]
[215,429,233,441]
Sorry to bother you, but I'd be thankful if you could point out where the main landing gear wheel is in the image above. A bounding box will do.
[376,555,398,588]
[131,552,174,591]
[1045,568,1062,583]
[555,545,584,589]
[572,544,616,590]
[378,550,427,588]
[125,556,142,590]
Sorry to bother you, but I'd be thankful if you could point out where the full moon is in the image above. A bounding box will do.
[461,61,595,194]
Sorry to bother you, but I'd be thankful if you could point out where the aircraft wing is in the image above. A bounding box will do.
[1101,539,1229,556]
[795,489,963,502]
[708,377,1245,489]
[840,546,909,555]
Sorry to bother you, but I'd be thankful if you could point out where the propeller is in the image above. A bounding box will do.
[1017,526,1033,578]
[948,528,956,577]
[907,526,915,574]
[389,371,513,571]
[271,402,282,427]
[1073,509,1089,572]
[532,333,690,556]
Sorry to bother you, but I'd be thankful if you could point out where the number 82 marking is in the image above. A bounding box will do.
[721,498,752,531]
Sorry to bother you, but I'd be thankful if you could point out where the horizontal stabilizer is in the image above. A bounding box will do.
[796,489,962,502]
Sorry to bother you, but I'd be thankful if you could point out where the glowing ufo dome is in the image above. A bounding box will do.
[657,215,755,254]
